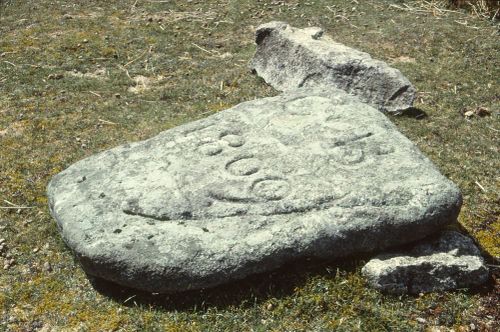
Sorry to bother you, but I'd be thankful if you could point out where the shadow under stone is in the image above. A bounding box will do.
[87,257,363,312]
[84,226,498,311]
[392,107,428,120]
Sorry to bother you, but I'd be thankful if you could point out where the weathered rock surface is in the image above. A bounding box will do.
[250,21,416,113]
[362,231,489,294]
[48,88,460,293]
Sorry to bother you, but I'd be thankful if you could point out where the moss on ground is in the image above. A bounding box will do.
[0,0,498,331]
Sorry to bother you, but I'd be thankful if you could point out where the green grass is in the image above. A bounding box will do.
[0,0,498,331]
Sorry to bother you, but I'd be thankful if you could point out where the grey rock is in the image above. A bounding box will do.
[47,88,460,293]
[362,231,489,294]
[250,21,416,113]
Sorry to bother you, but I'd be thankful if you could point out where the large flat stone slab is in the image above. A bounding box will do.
[362,231,489,294]
[250,22,416,113]
[47,88,461,293]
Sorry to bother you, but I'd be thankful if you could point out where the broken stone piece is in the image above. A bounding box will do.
[47,88,460,293]
[250,21,416,113]
[362,231,489,294]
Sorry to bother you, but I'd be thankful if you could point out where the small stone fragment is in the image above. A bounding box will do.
[362,231,489,294]
[43,262,53,272]
[416,317,427,324]
[48,73,64,80]
[464,110,475,119]
[3,258,14,270]
[474,106,491,117]
[250,21,416,113]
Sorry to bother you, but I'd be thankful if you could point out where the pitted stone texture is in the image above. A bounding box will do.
[362,231,489,294]
[47,88,460,293]
[250,21,416,113]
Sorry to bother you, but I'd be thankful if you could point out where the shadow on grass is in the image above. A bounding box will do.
[393,107,428,120]
[87,256,364,312]
[87,227,499,312]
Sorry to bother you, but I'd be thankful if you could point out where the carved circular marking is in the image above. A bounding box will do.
[226,156,260,176]
[337,147,364,165]
[325,114,342,122]
[199,143,222,156]
[251,178,290,201]
[285,96,333,115]
[376,145,395,155]
[219,129,241,139]
[222,134,245,147]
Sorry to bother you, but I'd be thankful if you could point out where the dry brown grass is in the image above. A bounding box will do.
[393,0,499,21]
[448,0,500,18]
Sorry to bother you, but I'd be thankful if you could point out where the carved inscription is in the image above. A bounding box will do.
[120,97,399,221]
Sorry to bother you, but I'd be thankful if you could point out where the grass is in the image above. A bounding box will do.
[0,0,498,331]
[448,0,499,19]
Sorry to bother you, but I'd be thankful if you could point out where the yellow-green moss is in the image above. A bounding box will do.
[476,222,500,257]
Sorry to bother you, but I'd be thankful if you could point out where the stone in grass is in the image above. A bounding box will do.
[362,231,489,294]
[250,21,416,113]
[47,88,460,293]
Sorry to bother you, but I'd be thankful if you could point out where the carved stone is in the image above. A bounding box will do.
[47,88,461,293]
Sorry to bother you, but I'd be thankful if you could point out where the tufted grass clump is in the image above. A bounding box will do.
[0,0,498,331]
